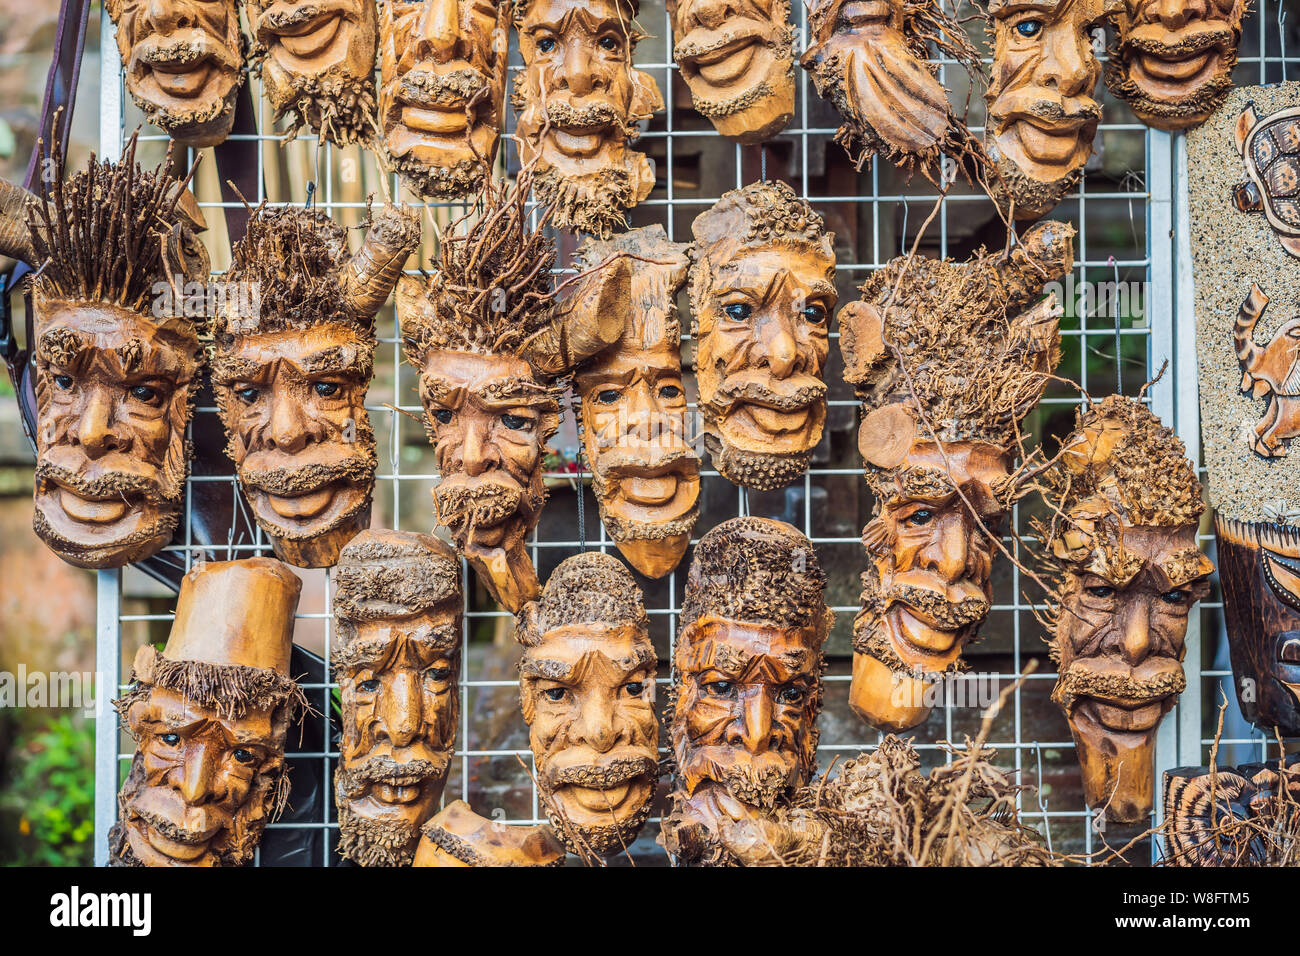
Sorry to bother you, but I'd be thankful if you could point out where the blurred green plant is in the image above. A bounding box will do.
[0,713,93,866]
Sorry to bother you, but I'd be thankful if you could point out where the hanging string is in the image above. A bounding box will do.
[1108,255,1122,394]
[1281,5,1290,83]
[304,180,316,210]
[761,143,767,182]
[569,392,586,550]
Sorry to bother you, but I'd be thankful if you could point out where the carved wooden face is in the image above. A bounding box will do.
[379,0,509,198]
[31,298,199,570]
[986,0,1107,217]
[1110,0,1243,130]
[1053,523,1209,821]
[519,623,659,854]
[212,324,376,568]
[107,0,243,146]
[668,0,794,142]
[119,688,287,866]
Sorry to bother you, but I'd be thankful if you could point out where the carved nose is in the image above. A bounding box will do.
[921,512,970,584]
[1120,604,1154,667]
[269,394,310,455]
[77,390,125,459]
[759,316,800,380]
[460,421,496,477]
[691,0,735,32]
[1155,0,1197,29]
[574,693,618,753]
[732,690,773,755]
[1039,31,1092,98]
[560,43,595,95]
[178,742,218,805]
[378,671,421,749]
[147,0,191,32]
[417,0,459,63]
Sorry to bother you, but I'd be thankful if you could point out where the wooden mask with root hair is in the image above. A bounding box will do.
[105,0,245,147]
[1040,395,1212,823]
[397,172,631,612]
[689,181,837,491]
[211,202,419,569]
[515,552,658,858]
[661,516,832,867]
[512,0,664,237]
[1163,756,1300,866]
[836,220,1073,733]
[108,558,306,867]
[0,136,209,570]
[247,0,379,145]
[332,529,462,866]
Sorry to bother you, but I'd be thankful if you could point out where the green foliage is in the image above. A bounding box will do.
[0,713,94,866]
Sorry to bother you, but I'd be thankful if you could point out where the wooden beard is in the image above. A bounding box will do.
[666,0,794,143]
[574,227,699,578]
[379,0,510,200]
[1164,756,1300,866]
[106,0,244,147]
[1041,396,1213,824]
[800,0,984,178]
[413,800,565,866]
[1189,83,1300,737]
[398,174,631,612]
[333,530,462,867]
[515,552,659,857]
[0,139,209,570]
[984,0,1118,221]
[838,220,1072,733]
[108,558,306,867]
[247,0,378,145]
[689,181,836,491]
[660,517,832,867]
[212,203,419,569]
[512,0,663,238]
[1107,0,1245,132]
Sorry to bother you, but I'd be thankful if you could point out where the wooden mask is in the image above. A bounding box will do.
[379,0,511,200]
[837,220,1072,732]
[660,517,832,867]
[800,0,983,177]
[574,227,699,578]
[0,140,209,570]
[1163,756,1300,866]
[985,0,1119,221]
[105,0,245,147]
[512,0,664,237]
[247,0,379,145]
[515,552,659,856]
[108,558,306,866]
[666,0,794,143]
[398,174,631,612]
[212,203,420,569]
[1107,0,1245,132]
[412,799,566,865]
[333,529,462,866]
[1042,396,1212,823]
[689,181,836,490]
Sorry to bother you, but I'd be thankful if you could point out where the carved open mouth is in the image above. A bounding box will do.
[1133,47,1219,84]
[1075,695,1169,735]
[679,22,771,87]
[48,482,138,525]
[401,103,470,136]
[273,12,344,59]
[370,777,427,806]
[556,779,652,817]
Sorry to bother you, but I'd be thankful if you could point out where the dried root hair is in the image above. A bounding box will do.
[115,646,308,724]
[516,551,649,646]
[334,529,462,622]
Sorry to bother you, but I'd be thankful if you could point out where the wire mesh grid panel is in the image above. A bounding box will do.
[88,0,1300,866]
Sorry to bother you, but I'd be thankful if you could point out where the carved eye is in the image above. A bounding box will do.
[537,36,557,53]
[623,681,644,698]
[778,685,805,705]
[313,382,340,398]
[1281,639,1300,664]
[236,386,259,404]
[231,748,256,765]
[703,680,734,697]
[358,678,381,693]
[1160,589,1189,605]
[543,687,568,702]
[425,666,453,682]
[501,413,532,431]
[53,374,73,390]
[658,385,681,399]
[598,34,620,53]
[160,733,180,746]
[432,408,453,425]
[723,303,752,322]
[904,509,934,528]
[802,304,827,324]
[596,389,620,404]
[1015,19,1043,38]
[1086,585,1116,599]
[129,384,161,405]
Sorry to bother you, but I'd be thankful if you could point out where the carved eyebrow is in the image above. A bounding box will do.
[211,356,268,384]
[297,347,364,375]
[520,658,578,682]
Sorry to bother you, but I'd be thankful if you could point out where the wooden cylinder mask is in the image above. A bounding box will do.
[984,0,1121,221]
[332,529,462,866]
[0,139,209,570]
[1107,0,1246,132]
[108,558,306,866]
[515,552,659,857]
[247,0,379,145]
[1041,396,1213,824]
[398,173,631,612]
[212,202,420,569]
[105,0,245,147]
[837,220,1072,733]
[379,0,511,200]
[574,226,699,579]
[512,0,664,237]
[666,0,794,143]
[1163,756,1300,866]
[412,799,566,865]
[660,516,832,867]
[689,181,836,490]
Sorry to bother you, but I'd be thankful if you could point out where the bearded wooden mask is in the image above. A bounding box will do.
[985,0,1120,221]
[247,0,379,144]
[689,181,836,491]
[332,530,462,866]
[574,227,699,579]
[515,552,658,856]
[412,799,566,865]
[1107,0,1245,132]
[0,142,208,570]
[1042,397,1213,824]
[379,0,511,200]
[212,203,419,569]
[660,517,832,867]
[512,0,664,238]
[666,0,794,143]
[1164,756,1300,866]
[106,0,244,147]
[837,220,1072,733]
[108,558,306,867]
[398,175,631,612]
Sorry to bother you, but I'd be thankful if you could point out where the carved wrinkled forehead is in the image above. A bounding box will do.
[513,0,641,26]
[516,552,649,647]
[334,529,462,621]
[690,181,832,267]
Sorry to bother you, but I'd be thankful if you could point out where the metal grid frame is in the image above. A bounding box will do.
[87,0,1299,866]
